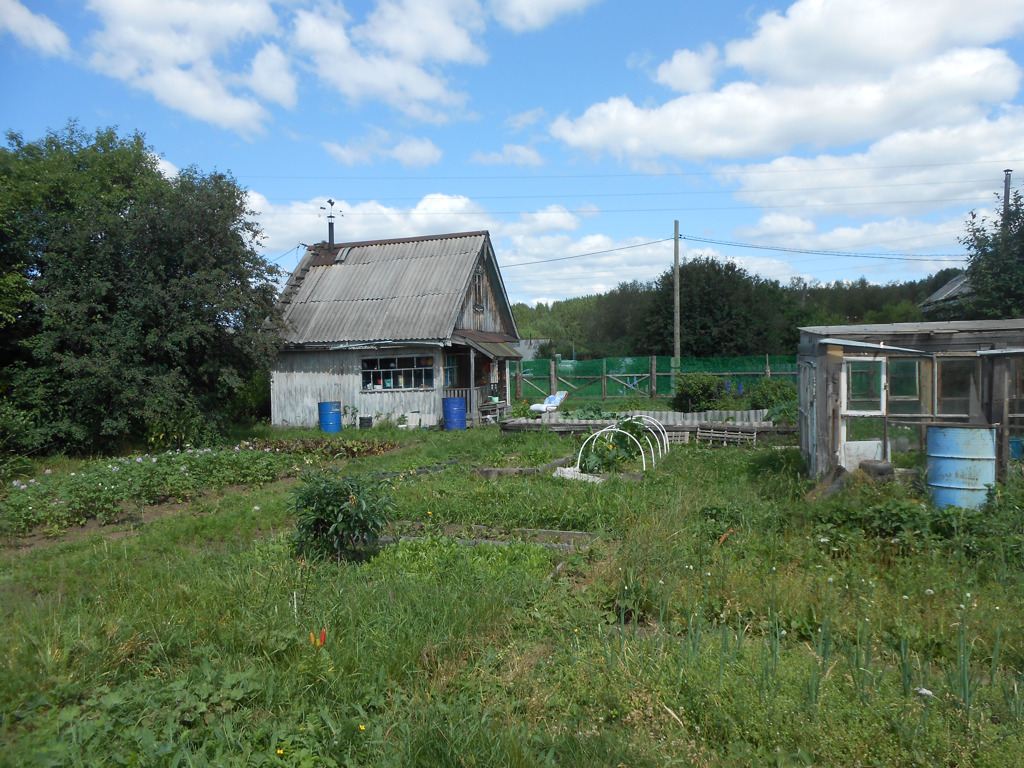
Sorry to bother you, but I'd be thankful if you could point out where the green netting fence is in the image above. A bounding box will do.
[517,355,797,399]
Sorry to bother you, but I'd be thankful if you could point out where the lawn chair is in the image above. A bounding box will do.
[529,390,568,413]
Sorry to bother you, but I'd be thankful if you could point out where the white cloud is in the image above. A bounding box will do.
[390,137,443,167]
[719,112,1024,217]
[356,0,487,65]
[86,0,278,134]
[0,0,70,57]
[322,132,442,167]
[496,206,579,238]
[135,63,269,134]
[655,44,718,93]
[506,107,546,131]
[293,8,467,123]
[248,43,297,108]
[487,0,601,32]
[738,213,817,237]
[551,47,1020,163]
[471,144,544,166]
[726,0,1024,85]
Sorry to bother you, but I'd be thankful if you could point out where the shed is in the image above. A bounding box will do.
[271,231,521,429]
[797,319,1024,476]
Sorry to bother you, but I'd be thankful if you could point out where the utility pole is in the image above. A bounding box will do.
[673,220,680,366]
[1004,169,1013,222]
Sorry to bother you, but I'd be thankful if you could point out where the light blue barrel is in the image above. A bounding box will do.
[926,426,996,509]
[442,397,466,431]
[318,401,342,433]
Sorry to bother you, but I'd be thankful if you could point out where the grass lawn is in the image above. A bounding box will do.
[1,424,1023,766]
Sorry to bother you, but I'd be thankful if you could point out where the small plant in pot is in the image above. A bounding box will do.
[289,469,395,563]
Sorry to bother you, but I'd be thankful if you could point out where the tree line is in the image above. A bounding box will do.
[513,260,964,360]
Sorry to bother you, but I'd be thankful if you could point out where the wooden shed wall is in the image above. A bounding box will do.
[272,347,445,428]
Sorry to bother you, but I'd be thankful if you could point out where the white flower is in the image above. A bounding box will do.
[914,687,933,698]
[253,506,261,511]
[925,589,934,596]
[819,537,829,543]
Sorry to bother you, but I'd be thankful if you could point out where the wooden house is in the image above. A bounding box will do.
[797,319,1024,476]
[271,231,521,429]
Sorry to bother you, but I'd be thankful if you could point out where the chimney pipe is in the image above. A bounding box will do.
[321,198,338,249]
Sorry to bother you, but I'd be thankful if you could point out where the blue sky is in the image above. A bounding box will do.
[4,0,1024,306]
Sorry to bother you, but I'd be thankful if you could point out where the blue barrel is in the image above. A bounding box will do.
[1010,437,1023,461]
[442,397,466,431]
[926,426,996,509]
[318,401,342,433]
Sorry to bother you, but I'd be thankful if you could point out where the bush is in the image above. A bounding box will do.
[748,377,797,410]
[672,373,726,413]
[289,470,395,562]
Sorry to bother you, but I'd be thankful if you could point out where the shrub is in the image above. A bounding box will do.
[672,373,726,413]
[289,470,395,562]
[748,377,797,410]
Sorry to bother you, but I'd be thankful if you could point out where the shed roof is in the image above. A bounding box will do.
[799,319,1024,337]
[277,231,515,346]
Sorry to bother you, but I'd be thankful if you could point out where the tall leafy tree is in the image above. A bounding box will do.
[962,192,1024,319]
[638,257,794,357]
[0,123,281,452]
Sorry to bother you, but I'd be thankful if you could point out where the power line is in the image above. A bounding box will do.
[502,238,673,268]
[253,178,1000,205]
[239,159,1024,182]
[680,235,964,262]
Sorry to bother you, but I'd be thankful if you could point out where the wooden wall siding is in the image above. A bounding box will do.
[456,257,510,334]
[272,347,445,428]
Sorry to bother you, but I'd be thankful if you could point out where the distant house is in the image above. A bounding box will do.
[921,271,971,320]
[271,231,521,428]
[514,338,550,361]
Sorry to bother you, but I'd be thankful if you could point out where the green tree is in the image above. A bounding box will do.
[639,257,794,357]
[962,192,1024,319]
[0,123,282,452]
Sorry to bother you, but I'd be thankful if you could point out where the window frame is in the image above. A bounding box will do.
[361,355,435,391]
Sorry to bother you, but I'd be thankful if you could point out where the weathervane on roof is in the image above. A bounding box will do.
[321,198,342,248]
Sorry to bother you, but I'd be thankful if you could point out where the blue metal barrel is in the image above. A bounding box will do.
[442,397,466,431]
[318,401,342,433]
[1010,437,1023,461]
[926,426,996,509]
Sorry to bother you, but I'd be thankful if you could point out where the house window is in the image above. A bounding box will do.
[887,358,925,414]
[937,358,978,416]
[844,359,884,413]
[362,356,434,390]
[444,355,458,387]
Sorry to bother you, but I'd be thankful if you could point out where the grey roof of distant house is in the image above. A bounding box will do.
[277,231,514,346]
[923,272,971,305]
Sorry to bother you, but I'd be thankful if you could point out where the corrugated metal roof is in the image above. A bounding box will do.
[279,232,488,345]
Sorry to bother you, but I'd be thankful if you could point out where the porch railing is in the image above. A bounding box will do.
[443,384,507,410]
